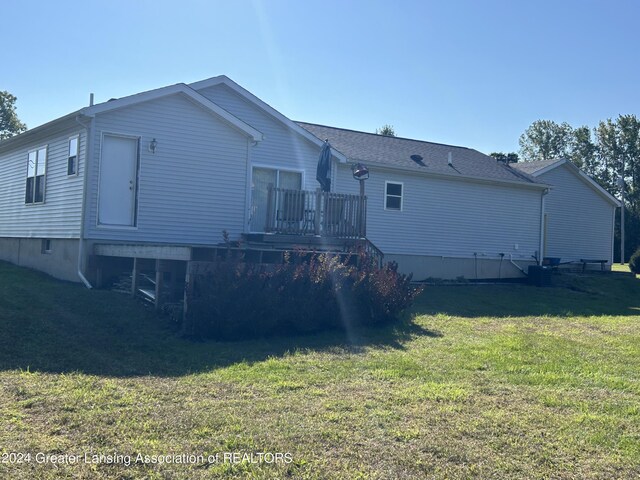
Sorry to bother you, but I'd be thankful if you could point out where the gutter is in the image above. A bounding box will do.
[74,114,93,289]
[538,188,550,266]
[350,161,551,191]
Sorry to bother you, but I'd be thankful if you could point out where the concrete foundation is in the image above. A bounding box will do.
[0,237,80,282]
[386,253,536,281]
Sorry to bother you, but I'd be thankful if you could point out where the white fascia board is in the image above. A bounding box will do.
[0,112,82,154]
[85,83,263,142]
[533,159,621,207]
[351,160,551,191]
[189,76,348,163]
[526,159,567,177]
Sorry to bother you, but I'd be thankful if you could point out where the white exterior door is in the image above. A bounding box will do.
[98,135,139,226]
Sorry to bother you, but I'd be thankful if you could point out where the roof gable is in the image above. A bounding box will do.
[512,159,620,206]
[189,76,348,163]
[85,83,263,142]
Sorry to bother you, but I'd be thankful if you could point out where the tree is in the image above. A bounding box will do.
[0,91,27,140]
[490,152,519,163]
[588,115,640,261]
[376,124,396,136]
[518,120,574,162]
[594,115,640,201]
[571,126,598,174]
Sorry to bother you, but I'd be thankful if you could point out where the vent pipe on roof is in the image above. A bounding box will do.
[448,152,453,166]
[89,93,94,106]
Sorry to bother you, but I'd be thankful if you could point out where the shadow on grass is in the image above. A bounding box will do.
[413,273,640,318]
[0,262,439,377]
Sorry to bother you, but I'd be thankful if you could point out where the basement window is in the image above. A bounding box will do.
[41,239,52,254]
[68,136,79,176]
[385,181,403,211]
[26,146,47,204]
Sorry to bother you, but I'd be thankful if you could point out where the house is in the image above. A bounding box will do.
[0,75,602,295]
[512,158,620,266]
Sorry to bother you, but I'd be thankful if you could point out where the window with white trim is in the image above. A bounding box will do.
[385,181,403,210]
[68,136,79,175]
[26,146,47,204]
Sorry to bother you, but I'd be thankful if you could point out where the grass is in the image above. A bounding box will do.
[0,261,639,479]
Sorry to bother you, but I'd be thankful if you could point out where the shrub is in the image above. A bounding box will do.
[183,250,422,340]
[630,247,640,274]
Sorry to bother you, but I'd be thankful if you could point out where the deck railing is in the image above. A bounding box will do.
[265,186,367,238]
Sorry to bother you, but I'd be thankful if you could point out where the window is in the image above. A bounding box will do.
[385,181,403,210]
[41,239,52,254]
[68,136,79,175]
[250,167,303,232]
[26,146,47,204]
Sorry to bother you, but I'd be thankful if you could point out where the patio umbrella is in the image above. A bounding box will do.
[316,140,332,192]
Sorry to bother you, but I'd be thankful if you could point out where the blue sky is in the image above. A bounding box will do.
[4,0,639,154]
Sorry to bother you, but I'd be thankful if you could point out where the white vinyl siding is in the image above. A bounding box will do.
[85,93,250,244]
[196,84,324,192]
[0,128,85,238]
[537,164,615,263]
[335,164,542,259]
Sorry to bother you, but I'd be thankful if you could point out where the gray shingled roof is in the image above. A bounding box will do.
[297,122,539,185]
[510,158,564,175]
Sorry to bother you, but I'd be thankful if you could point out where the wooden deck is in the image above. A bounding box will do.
[265,187,367,238]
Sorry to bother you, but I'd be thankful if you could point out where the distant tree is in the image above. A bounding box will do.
[518,120,574,162]
[490,152,519,163]
[376,124,396,136]
[571,126,597,174]
[0,91,27,140]
[595,115,640,205]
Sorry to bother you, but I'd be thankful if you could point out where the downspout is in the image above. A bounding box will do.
[611,205,616,266]
[538,188,550,266]
[509,254,528,276]
[74,114,93,289]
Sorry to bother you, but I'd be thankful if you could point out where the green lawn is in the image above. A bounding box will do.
[1,261,639,479]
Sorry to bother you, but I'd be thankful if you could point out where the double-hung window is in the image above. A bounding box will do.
[68,136,79,175]
[385,181,403,211]
[26,146,47,204]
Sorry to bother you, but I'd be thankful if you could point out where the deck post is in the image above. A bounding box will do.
[95,257,104,289]
[358,180,365,238]
[131,257,139,297]
[315,188,322,235]
[265,183,274,232]
[361,195,367,237]
[182,261,193,336]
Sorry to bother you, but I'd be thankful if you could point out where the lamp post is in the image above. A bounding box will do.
[617,175,625,265]
[352,163,369,237]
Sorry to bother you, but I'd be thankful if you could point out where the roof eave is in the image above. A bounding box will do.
[0,111,84,153]
[350,160,550,190]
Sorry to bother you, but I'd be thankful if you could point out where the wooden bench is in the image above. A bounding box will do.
[579,259,608,273]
